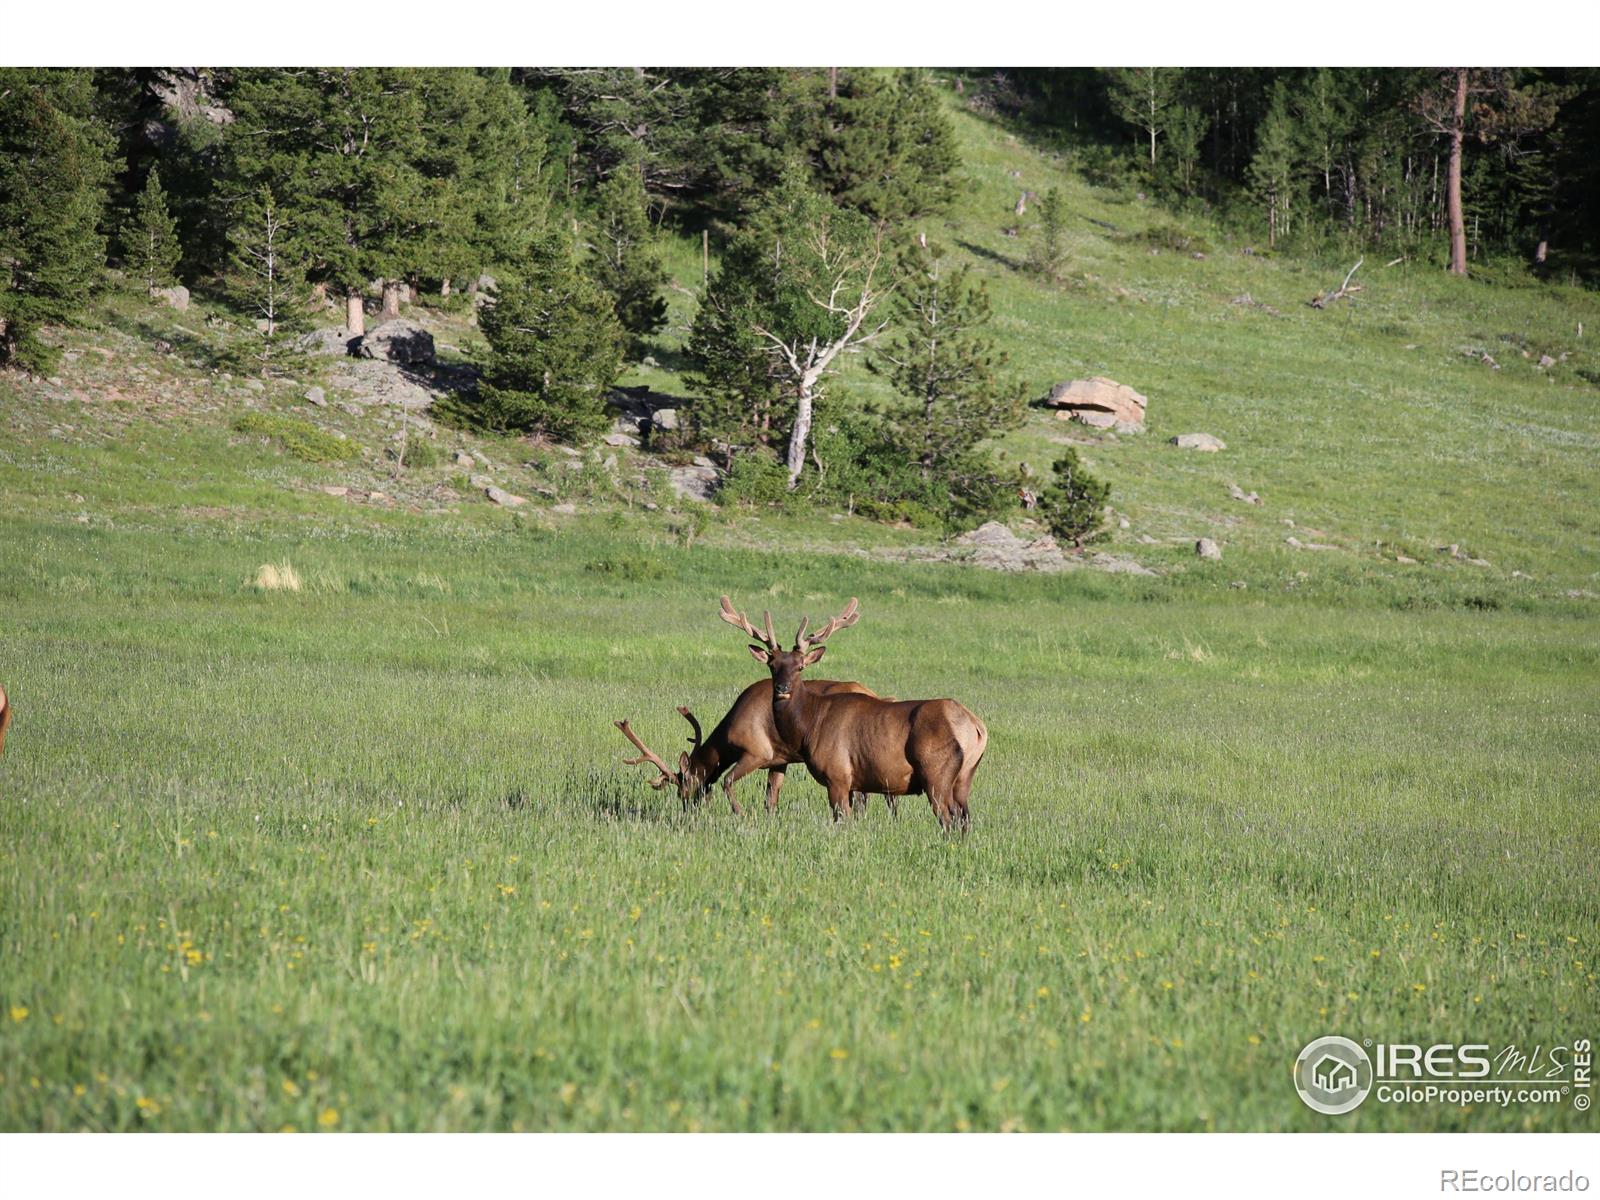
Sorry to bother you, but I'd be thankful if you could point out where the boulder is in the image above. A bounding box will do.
[603,432,638,448]
[669,464,719,502]
[1171,432,1226,452]
[953,521,1027,549]
[453,450,475,468]
[1227,483,1261,505]
[484,486,526,507]
[1196,537,1222,560]
[355,319,435,366]
[154,286,190,311]
[299,327,358,357]
[650,407,679,432]
[304,386,326,408]
[1043,377,1147,431]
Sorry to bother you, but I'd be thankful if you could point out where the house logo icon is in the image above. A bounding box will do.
[1294,1036,1374,1115]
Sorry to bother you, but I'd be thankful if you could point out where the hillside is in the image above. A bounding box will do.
[4,88,1599,607]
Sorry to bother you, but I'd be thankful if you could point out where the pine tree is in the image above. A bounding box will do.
[227,186,310,374]
[869,239,1023,524]
[1103,68,1185,167]
[1029,188,1068,281]
[802,69,958,222]
[124,166,181,296]
[1247,83,1300,248]
[1039,449,1110,546]
[1165,105,1210,197]
[587,161,667,342]
[475,233,624,441]
[0,69,115,374]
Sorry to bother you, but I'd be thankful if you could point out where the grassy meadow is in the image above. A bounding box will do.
[1,87,1598,1132]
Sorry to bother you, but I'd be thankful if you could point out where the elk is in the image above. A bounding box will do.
[0,684,9,755]
[718,596,987,831]
[614,678,888,816]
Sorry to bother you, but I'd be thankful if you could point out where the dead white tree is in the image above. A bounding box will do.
[230,188,306,368]
[751,223,893,488]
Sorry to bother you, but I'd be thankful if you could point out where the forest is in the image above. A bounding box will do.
[3,67,1597,532]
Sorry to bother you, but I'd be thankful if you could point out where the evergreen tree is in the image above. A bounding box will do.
[587,161,667,341]
[1247,83,1300,248]
[123,166,181,296]
[0,69,115,374]
[1164,105,1210,197]
[1028,188,1067,281]
[475,233,624,441]
[1103,68,1185,167]
[227,186,310,374]
[1039,449,1110,546]
[869,239,1023,524]
[686,170,892,487]
[801,69,958,222]
[221,69,456,332]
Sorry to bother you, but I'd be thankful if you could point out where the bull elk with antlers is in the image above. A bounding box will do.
[614,677,888,815]
[719,596,988,831]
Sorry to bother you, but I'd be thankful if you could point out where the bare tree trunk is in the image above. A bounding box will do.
[380,280,403,320]
[1446,68,1469,276]
[785,382,815,489]
[440,278,451,298]
[346,291,365,337]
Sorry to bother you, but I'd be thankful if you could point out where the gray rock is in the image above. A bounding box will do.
[1171,433,1226,452]
[552,502,577,515]
[1228,483,1262,505]
[692,455,716,469]
[155,285,190,311]
[299,327,358,357]
[454,451,475,468]
[305,386,326,407]
[355,319,435,366]
[650,407,678,431]
[469,474,493,490]
[603,432,638,447]
[669,464,719,502]
[954,521,1027,549]
[484,486,526,507]
[1538,354,1556,368]
[1196,537,1222,560]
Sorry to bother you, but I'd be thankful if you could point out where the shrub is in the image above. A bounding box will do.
[232,412,360,464]
[717,447,791,508]
[1039,449,1110,546]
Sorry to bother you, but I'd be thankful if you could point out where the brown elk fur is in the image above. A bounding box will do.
[615,677,881,815]
[0,684,10,755]
[721,597,988,831]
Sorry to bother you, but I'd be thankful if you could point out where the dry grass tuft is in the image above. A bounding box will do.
[249,562,303,593]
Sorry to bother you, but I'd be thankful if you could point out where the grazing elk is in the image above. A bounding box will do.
[718,596,987,831]
[0,684,10,755]
[614,678,887,815]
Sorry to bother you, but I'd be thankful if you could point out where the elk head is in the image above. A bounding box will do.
[717,595,859,703]
[614,706,709,804]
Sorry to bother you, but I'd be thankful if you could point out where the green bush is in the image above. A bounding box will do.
[388,437,441,469]
[232,412,361,464]
[1136,222,1212,255]
[1039,448,1110,546]
[717,448,792,508]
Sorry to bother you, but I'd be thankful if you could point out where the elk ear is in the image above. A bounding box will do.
[678,751,690,774]
[748,644,770,664]
[803,645,826,666]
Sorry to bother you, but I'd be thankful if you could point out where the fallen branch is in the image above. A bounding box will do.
[1309,257,1364,308]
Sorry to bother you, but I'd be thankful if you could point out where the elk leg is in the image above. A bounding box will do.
[721,754,765,817]
[765,766,787,814]
[927,791,954,832]
[825,780,852,823]
[850,791,867,816]
[885,794,898,819]
[952,774,973,833]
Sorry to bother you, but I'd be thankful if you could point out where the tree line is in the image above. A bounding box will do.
[1008,67,1599,273]
[4,67,1595,537]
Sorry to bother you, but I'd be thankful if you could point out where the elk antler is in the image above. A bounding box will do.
[718,595,779,651]
[614,719,679,790]
[677,706,703,754]
[798,597,860,649]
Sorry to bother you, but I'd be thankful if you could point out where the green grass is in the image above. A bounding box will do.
[1,85,1597,1132]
